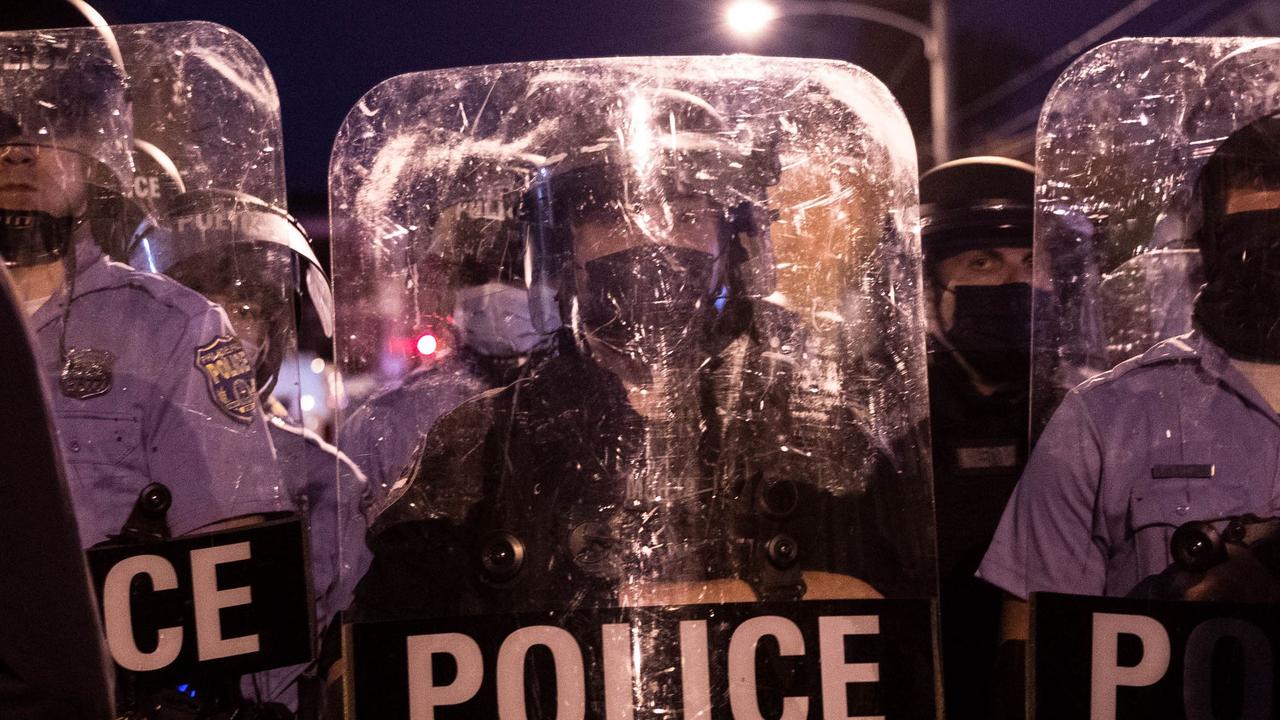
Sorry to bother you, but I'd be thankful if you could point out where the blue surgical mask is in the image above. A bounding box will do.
[453,281,548,358]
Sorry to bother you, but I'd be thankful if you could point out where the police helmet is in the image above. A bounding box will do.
[1187,111,1280,362]
[128,189,333,395]
[1192,111,1280,250]
[919,156,1034,263]
[519,87,781,337]
[0,31,136,267]
[1184,39,1280,147]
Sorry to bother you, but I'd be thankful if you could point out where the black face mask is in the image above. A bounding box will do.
[1194,209,1280,362]
[942,282,1035,386]
[0,208,74,267]
[581,245,716,363]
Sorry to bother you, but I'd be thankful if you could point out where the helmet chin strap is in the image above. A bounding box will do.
[0,201,89,386]
[928,285,996,392]
[928,324,997,392]
[56,219,91,364]
[0,209,77,268]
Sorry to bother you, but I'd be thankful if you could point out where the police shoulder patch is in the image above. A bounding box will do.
[195,336,258,424]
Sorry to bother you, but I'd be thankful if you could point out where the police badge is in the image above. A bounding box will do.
[60,347,114,399]
[195,336,258,424]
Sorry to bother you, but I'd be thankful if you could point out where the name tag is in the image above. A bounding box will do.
[1150,464,1215,479]
[954,444,1019,472]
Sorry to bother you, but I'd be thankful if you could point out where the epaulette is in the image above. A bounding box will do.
[1074,333,1203,395]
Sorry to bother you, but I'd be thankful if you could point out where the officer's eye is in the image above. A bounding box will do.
[967,255,1000,272]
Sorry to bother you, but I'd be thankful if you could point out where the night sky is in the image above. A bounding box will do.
[3,0,1260,222]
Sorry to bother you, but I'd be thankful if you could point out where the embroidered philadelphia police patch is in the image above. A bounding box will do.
[195,336,257,424]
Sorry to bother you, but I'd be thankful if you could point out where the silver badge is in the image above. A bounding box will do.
[60,347,114,399]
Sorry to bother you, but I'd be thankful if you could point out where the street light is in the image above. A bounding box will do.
[724,0,953,163]
[725,1,780,37]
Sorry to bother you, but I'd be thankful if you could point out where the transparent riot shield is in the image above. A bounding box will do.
[0,24,320,715]
[332,56,938,718]
[0,23,295,554]
[1019,37,1280,720]
[1033,37,1280,427]
[111,22,350,714]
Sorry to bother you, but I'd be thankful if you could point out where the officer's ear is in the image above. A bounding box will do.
[920,259,951,332]
[922,258,947,302]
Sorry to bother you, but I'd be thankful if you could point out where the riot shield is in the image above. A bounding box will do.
[332,56,938,718]
[0,264,113,719]
[0,24,321,716]
[0,20,290,559]
[111,22,353,715]
[1015,37,1280,720]
[1033,37,1280,427]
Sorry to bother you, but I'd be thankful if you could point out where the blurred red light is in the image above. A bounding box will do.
[415,333,438,357]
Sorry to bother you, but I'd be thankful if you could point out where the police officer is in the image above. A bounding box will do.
[980,110,1280,638]
[129,189,370,714]
[919,156,1036,719]
[0,30,285,547]
[339,186,542,502]
[349,84,918,621]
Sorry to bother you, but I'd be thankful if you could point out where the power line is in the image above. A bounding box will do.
[984,103,1042,147]
[958,0,1165,123]
[885,41,923,93]
[969,0,1243,157]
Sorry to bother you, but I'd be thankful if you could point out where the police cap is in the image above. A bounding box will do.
[919,155,1034,261]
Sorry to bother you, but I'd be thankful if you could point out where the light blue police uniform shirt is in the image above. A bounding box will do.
[339,354,491,502]
[248,414,372,708]
[29,239,288,545]
[979,331,1280,598]
[268,414,371,626]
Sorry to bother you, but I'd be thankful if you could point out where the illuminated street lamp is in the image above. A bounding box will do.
[726,1,780,37]
[725,0,953,163]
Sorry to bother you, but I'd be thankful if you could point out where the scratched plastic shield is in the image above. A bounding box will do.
[0,22,305,533]
[330,56,938,717]
[330,56,931,602]
[119,23,359,707]
[1033,37,1280,430]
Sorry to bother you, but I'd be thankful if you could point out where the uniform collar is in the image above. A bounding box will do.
[1138,331,1280,423]
[29,230,114,333]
